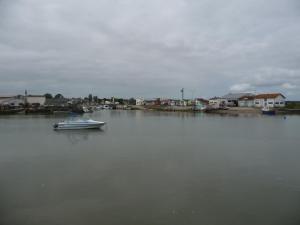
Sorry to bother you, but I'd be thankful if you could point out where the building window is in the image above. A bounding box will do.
[268,102,273,104]
[255,101,259,104]
[280,102,284,104]
[275,102,279,104]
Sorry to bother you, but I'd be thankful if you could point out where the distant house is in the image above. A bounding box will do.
[135,98,145,106]
[222,93,254,106]
[179,100,187,106]
[158,99,185,107]
[254,93,286,108]
[69,98,83,105]
[167,99,181,106]
[0,96,24,108]
[26,95,46,106]
[144,99,156,106]
[0,96,15,105]
[160,99,171,106]
[186,99,194,106]
[45,98,69,107]
[238,96,255,107]
[209,97,227,108]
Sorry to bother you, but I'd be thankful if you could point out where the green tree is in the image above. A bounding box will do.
[54,93,64,99]
[88,94,92,103]
[93,96,98,103]
[44,93,53,99]
[128,98,136,105]
[117,98,124,105]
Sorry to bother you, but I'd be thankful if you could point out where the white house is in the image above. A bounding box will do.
[135,97,145,106]
[26,95,46,106]
[254,93,286,108]
[222,93,254,107]
[209,97,227,108]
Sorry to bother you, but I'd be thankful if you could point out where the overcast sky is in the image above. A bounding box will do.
[0,0,300,99]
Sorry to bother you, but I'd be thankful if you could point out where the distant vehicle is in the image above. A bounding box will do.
[53,119,105,130]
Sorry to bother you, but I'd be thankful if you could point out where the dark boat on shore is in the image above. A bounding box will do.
[262,106,276,115]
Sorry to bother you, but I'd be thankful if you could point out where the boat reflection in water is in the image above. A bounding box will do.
[54,128,106,144]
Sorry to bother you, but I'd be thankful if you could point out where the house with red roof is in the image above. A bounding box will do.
[254,93,286,108]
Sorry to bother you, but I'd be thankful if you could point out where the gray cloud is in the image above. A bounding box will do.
[0,0,300,99]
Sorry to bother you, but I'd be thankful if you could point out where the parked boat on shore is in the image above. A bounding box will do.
[53,119,105,130]
[262,106,276,115]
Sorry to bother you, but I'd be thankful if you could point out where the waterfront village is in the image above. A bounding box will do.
[0,90,300,115]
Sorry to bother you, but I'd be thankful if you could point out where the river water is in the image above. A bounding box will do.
[0,110,300,225]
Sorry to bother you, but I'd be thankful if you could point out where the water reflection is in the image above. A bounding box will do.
[1,111,300,225]
[54,129,106,145]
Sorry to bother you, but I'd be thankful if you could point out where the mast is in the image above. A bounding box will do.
[180,88,184,100]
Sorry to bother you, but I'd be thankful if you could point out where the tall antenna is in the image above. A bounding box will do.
[24,89,28,105]
[180,88,184,100]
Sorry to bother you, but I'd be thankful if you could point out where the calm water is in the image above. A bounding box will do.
[0,111,300,225]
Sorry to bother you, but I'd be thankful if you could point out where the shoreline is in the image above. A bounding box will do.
[142,106,300,115]
[1,106,300,116]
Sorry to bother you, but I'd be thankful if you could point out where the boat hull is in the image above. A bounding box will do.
[262,110,276,115]
[54,120,105,130]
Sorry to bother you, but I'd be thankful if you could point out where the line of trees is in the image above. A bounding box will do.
[44,93,64,99]
[44,93,136,105]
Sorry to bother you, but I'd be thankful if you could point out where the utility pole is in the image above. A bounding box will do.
[180,88,184,100]
[24,90,28,105]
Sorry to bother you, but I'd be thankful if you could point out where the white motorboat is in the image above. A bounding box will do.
[53,119,105,130]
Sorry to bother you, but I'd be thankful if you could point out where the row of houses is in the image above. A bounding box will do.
[135,93,286,109]
[136,98,196,107]
[208,93,286,108]
[1,92,287,110]
[0,95,46,108]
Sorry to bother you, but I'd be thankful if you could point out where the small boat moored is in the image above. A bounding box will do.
[53,119,105,130]
[262,106,276,115]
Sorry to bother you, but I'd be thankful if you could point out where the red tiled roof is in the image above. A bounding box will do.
[255,93,285,99]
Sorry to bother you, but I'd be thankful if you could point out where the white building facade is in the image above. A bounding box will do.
[135,98,145,106]
[26,95,46,106]
[209,98,227,108]
[254,93,286,108]
[238,96,255,107]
